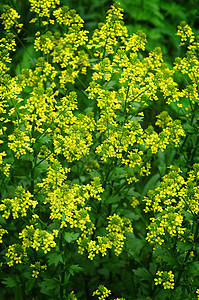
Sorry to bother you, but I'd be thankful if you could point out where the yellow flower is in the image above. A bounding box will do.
[92,285,111,300]
[154,270,175,289]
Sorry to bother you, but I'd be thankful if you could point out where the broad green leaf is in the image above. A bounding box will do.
[48,252,63,266]
[132,267,152,281]
[2,277,18,288]
[63,232,79,243]
[68,264,83,276]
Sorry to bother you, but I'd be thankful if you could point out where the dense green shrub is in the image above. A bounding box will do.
[0,1,199,299]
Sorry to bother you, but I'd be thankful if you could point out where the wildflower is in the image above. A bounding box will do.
[0,5,22,33]
[154,270,175,289]
[0,186,37,219]
[0,226,8,243]
[92,285,111,300]
[6,244,28,267]
[29,0,60,18]
[176,21,195,46]
[30,261,47,278]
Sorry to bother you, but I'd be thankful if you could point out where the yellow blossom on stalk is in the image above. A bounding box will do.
[6,244,28,267]
[196,289,199,299]
[154,270,175,289]
[88,3,128,57]
[176,21,195,46]
[92,285,111,300]
[40,161,103,232]
[34,57,57,85]
[53,7,88,48]
[0,186,37,219]
[8,127,35,159]
[125,30,147,52]
[74,207,96,236]
[0,34,17,65]
[19,85,58,133]
[178,164,199,215]
[0,5,22,33]
[0,151,10,177]
[0,226,8,243]
[106,215,133,256]
[38,157,68,192]
[145,164,199,254]
[30,261,47,278]
[34,31,54,54]
[76,213,133,259]
[52,97,95,162]
[130,196,140,208]
[19,225,57,254]
[155,111,172,128]
[65,291,77,300]
[29,0,60,18]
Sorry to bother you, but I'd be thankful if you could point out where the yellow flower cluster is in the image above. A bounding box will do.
[53,110,95,162]
[154,270,175,289]
[6,243,28,267]
[5,223,58,266]
[144,164,199,249]
[85,8,186,185]
[65,291,78,300]
[174,22,199,119]
[8,128,35,159]
[0,151,10,177]
[176,22,195,46]
[0,5,22,32]
[0,4,22,82]
[30,261,47,278]
[144,115,185,154]
[0,186,37,219]
[92,285,111,300]
[88,3,128,58]
[77,214,133,259]
[130,196,140,208]
[0,5,22,77]
[32,5,89,86]
[39,157,103,230]
[0,225,8,243]
[19,224,58,252]
[106,214,133,255]
[29,0,60,18]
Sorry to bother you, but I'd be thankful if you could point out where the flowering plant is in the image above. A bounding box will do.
[0,1,199,299]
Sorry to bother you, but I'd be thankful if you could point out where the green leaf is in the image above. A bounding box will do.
[102,80,116,90]
[89,170,101,178]
[154,248,177,266]
[106,195,121,204]
[68,264,83,276]
[183,210,194,221]
[132,267,152,281]
[63,232,79,243]
[39,278,59,295]
[2,277,18,288]
[177,241,193,253]
[183,123,195,134]
[21,153,34,161]
[48,252,63,266]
